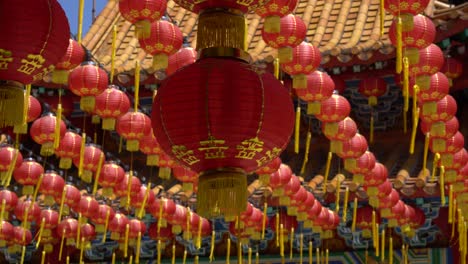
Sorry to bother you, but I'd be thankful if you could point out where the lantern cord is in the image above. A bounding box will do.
[300,131,312,175]
[92,154,105,195]
[431,153,440,183]
[134,61,140,112]
[248,247,252,264]
[440,165,445,206]
[183,249,187,264]
[102,209,110,243]
[59,230,66,261]
[409,107,420,155]
[136,231,142,264]
[343,187,349,222]
[41,251,46,264]
[209,230,215,262]
[110,25,117,83]
[227,237,231,264]
[294,106,301,154]
[351,197,358,232]
[422,133,430,173]
[448,185,453,224]
[172,242,176,264]
[335,177,341,213]
[308,241,312,264]
[262,202,267,240]
[323,152,333,191]
[289,227,294,260]
[77,0,85,44]
[299,234,303,263]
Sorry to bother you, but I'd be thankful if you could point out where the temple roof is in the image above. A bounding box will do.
[83,0,468,75]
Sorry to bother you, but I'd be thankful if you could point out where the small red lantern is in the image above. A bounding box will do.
[116,112,152,152]
[39,171,65,206]
[314,94,351,123]
[0,190,17,220]
[13,95,42,134]
[269,164,293,197]
[367,180,393,207]
[358,77,388,106]
[0,146,23,184]
[109,213,129,241]
[14,200,41,224]
[157,151,176,179]
[91,204,116,234]
[130,185,156,215]
[384,0,430,31]
[148,198,176,228]
[322,117,357,142]
[119,0,167,38]
[355,206,379,238]
[166,47,198,76]
[172,165,199,191]
[12,226,32,250]
[256,0,298,33]
[94,85,131,131]
[55,131,82,169]
[297,192,316,221]
[30,114,67,156]
[138,20,183,71]
[113,173,142,199]
[387,200,406,227]
[411,72,450,116]
[362,163,388,196]
[79,223,96,245]
[98,162,125,197]
[288,186,308,216]
[0,221,13,247]
[281,175,301,206]
[149,222,174,242]
[348,151,376,184]
[0,0,69,127]
[337,133,368,172]
[256,156,282,184]
[409,44,445,86]
[139,131,162,166]
[295,71,335,115]
[443,148,468,182]
[13,159,43,195]
[419,95,457,125]
[128,219,146,239]
[53,184,82,216]
[72,144,105,183]
[77,196,99,221]
[68,61,109,112]
[378,189,400,217]
[441,57,463,87]
[280,42,322,89]
[306,199,323,222]
[166,204,187,234]
[56,218,79,245]
[262,15,307,63]
[51,39,86,84]
[420,116,459,139]
[38,209,60,236]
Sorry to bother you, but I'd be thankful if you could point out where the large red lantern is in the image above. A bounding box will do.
[280,42,322,88]
[138,20,183,70]
[387,200,406,227]
[295,71,335,115]
[166,47,198,77]
[98,162,125,197]
[51,39,86,84]
[54,131,82,169]
[256,0,299,33]
[119,0,167,38]
[0,0,69,127]
[13,159,44,195]
[441,57,463,87]
[358,77,388,106]
[151,57,294,218]
[94,85,131,130]
[262,15,307,63]
[68,61,109,112]
[314,94,351,123]
[116,112,152,152]
[30,114,67,156]
[72,144,105,183]
[0,146,23,184]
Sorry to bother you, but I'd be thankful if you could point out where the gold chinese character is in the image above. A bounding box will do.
[33,65,54,82]
[198,136,228,159]
[172,145,200,165]
[236,137,264,160]
[0,49,13,70]
[17,54,45,75]
[256,147,282,167]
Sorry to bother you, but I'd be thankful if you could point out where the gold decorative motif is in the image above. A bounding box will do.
[198,136,228,159]
[172,145,200,165]
[0,49,13,70]
[256,147,281,167]
[235,137,264,159]
[17,54,45,75]
[237,0,255,6]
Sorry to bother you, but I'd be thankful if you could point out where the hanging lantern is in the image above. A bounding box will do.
[51,39,86,84]
[367,180,393,207]
[127,219,146,245]
[420,95,457,129]
[288,186,308,216]
[119,0,167,38]
[166,47,198,77]
[72,144,105,183]
[322,117,357,142]
[0,0,69,127]
[53,184,81,217]
[39,171,65,206]
[421,116,459,139]
[362,163,388,196]
[336,133,368,171]
[116,111,152,152]
[12,95,42,134]
[138,20,183,71]
[148,222,174,243]
[0,146,23,185]
[311,207,330,232]
[38,209,60,239]
[166,204,187,234]
[348,151,376,184]
[79,223,96,249]
[281,174,301,206]
[157,151,175,179]
[295,71,335,115]
[256,0,298,33]
[30,113,67,156]
[14,200,41,226]
[280,42,322,88]
[388,15,436,65]
[269,163,293,197]
[387,200,406,227]
[297,192,316,221]
[0,221,13,247]
[172,165,199,191]
[306,198,323,226]
[68,61,109,112]
[255,156,282,184]
[151,57,294,219]
[130,185,156,216]
[314,94,351,123]
[358,77,387,106]
[13,159,43,195]
[148,198,176,228]
[441,57,463,87]
[139,132,163,166]
[244,207,263,235]
[77,196,99,222]
[261,15,307,63]
[384,0,430,31]
[0,190,17,220]
[91,204,115,234]
[409,44,445,88]
[443,148,468,182]
[109,213,129,241]
[355,206,379,238]
[378,189,400,217]
[94,85,131,130]
[56,218,79,246]
[10,226,32,253]
[113,173,142,204]
[98,162,125,197]
[54,131,82,169]
[411,72,450,115]
[321,210,340,238]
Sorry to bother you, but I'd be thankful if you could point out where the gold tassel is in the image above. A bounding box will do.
[323,152,333,191]
[41,250,46,264]
[196,217,202,249]
[451,200,457,238]
[79,238,85,264]
[135,20,151,39]
[112,253,116,264]
[316,248,320,264]
[126,171,133,211]
[449,185,453,224]
[136,231,141,264]
[389,237,393,264]
[102,209,110,243]
[370,114,374,144]
[20,246,26,264]
[78,133,86,177]
[262,202,267,239]
[351,198,358,232]
[290,227,294,260]
[422,133,430,173]
[372,211,377,248]
[336,177,341,212]
[3,148,19,187]
[54,103,62,149]
[209,231,215,262]
[138,183,151,219]
[256,252,259,264]
[183,249,187,264]
[76,213,82,248]
[184,208,191,240]
[300,131,312,175]
[375,224,380,257]
[409,107,420,154]
[0,200,5,223]
[36,218,45,248]
[129,255,133,264]
[23,84,31,125]
[431,152,440,182]
[77,0,85,44]
[110,25,117,83]
[172,243,176,264]
[299,234,303,263]
[280,224,284,258]
[326,249,329,264]
[440,166,445,206]
[295,106,301,153]
[403,57,409,113]
[134,61,140,112]
[194,256,199,264]
[274,58,280,79]
[92,154,105,195]
[248,247,252,264]
[396,17,403,73]
[227,237,231,264]
[0,83,25,128]
[59,230,65,261]
[309,241,312,264]
[58,186,67,221]
[238,241,243,264]
[341,186,349,222]
[381,229,385,262]
[124,223,130,257]
[276,213,280,247]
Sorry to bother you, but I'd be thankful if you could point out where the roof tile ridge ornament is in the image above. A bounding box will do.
[320,0,352,54]
[311,0,334,47]
[83,0,118,50]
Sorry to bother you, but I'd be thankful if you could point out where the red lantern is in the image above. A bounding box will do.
[256,156,282,184]
[362,163,388,196]
[119,0,167,38]
[53,184,82,216]
[148,222,174,242]
[378,189,400,217]
[295,71,335,115]
[443,148,468,182]
[420,95,457,126]
[72,144,105,183]
[0,190,17,219]
[441,57,463,87]
[14,200,41,224]
[56,218,78,245]
[13,226,32,246]
[130,185,156,214]
[98,162,125,197]
[148,198,177,221]
[172,165,199,191]
[348,151,376,184]
[256,0,298,33]
[306,199,323,222]
[358,77,387,106]
[288,186,308,216]
[322,117,357,142]
[166,204,187,234]
[157,151,176,179]
[55,131,82,169]
[166,47,198,77]
[173,0,266,13]
[0,146,23,183]
[116,112,152,152]
[13,159,44,195]
[0,0,69,127]
[30,113,67,156]
[68,61,109,112]
[94,85,131,130]
[297,192,316,221]
[151,57,294,218]
[384,0,430,31]
[387,200,406,227]
[322,210,340,235]
[409,44,444,80]
[40,92,75,118]
[412,72,450,116]
[269,164,293,197]
[337,133,368,172]
[77,196,99,220]
[128,219,146,239]
[91,204,115,233]
[38,209,60,236]
[109,213,129,241]
[138,20,183,70]
[262,15,307,63]
[79,223,96,245]
[355,206,379,238]
[51,39,86,84]
[280,42,322,88]
[113,173,142,198]
[0,221,13,247]
[429,131,464,155]
[420,116,459,139]
[367,180,393,206]
[39,171,65,206]
[314,94,351,123]
[388,15,436,64]
[139,131,162,166]
[13,95,42,134]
